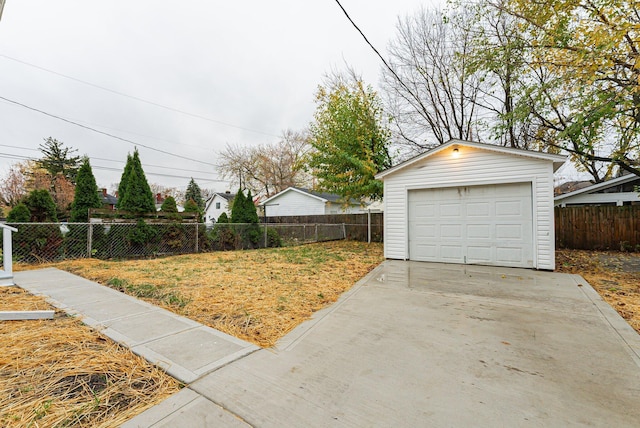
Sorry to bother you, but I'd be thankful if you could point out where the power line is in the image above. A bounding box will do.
[0,153,224,183]
[66,118,215,153]
[93,156,214,175]
[0,143,214,175]
[0,95,218,167]
[332,0,419,105]
[92,165,225,182]
[0,54,280,138]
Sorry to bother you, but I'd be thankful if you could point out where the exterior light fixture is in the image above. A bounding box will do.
[452,147,460,157]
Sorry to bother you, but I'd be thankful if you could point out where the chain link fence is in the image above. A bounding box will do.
[3,221,351,263]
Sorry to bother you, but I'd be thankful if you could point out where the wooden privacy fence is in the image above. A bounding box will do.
[265,212,384,242]
[555,206,640,250]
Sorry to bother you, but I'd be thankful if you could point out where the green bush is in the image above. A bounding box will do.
[9,223,64,263]
[160,196,178,213]
[230,189,261,249]
[264,227,282,248]
[7,203,30,222]
[24,189,58,222]
[160,221,188,252]
[210,222,237,251]
[128,219,159,247]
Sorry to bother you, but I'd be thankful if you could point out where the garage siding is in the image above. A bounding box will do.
[383,147,556,270]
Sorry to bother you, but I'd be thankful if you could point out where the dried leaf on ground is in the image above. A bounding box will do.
[0,287,181,428]
[17,241,384,348]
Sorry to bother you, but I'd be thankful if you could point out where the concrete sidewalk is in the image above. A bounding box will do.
[14,268,258,427]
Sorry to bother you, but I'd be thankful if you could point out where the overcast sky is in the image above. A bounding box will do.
[0,1,443,193]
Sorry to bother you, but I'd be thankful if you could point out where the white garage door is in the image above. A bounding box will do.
[408,183,534,268]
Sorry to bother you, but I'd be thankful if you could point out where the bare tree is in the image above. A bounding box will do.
[200,188,216,202]
[218,129,311,197]
[149,183,184,202]
[382,7,484,155]
[0,162,27,207]
[464,3,541,150]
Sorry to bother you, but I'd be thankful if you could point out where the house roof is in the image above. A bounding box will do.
[375,139,567,180]
[215,192,235,201]
[205,192,234,211]
[260,187,361,206]
[554,174,640,202]
[554,180,593,196]
[100,192,118,205]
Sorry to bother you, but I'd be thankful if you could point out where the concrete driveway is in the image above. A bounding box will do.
[189,260,640,427]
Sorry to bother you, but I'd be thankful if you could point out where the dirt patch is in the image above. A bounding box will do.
[0,287,181,428]
[597,253,640,272]
[17,241,385,348]
[556,250,640,335]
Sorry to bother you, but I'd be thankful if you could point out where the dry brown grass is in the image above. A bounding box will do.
[17,241,385,348]
[556,249,640,334]
[0,288,181,428]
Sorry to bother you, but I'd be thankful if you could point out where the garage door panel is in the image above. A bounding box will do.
[496,247,525,263]
[412,202,437,219]
[408,183,533,268]
[412,243,438,260]
[440,245,463,262]
[440,203,462,217]
[466,224,491,239]
[440,224,462,238]
[467,246,492,262]
[466,202,490,217]
[495,224,525,239]
[411,224,437,239]
[495,200,526,217]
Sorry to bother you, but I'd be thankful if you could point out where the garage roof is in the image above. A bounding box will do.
[375,139,567,180]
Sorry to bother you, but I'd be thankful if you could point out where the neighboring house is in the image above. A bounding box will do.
[366,200,384,212]
[375,139,566,270]
[260,187,366,217]
[554,180,592,196]
[554,174,640,207]
[99,188,118,210]
[204,191,234,223]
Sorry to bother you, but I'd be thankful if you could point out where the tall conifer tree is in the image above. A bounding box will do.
[70,159,102,222]
[185,178,205,212]
[117,149,155,214]
[230,188,246,224]
[116,153,133,209]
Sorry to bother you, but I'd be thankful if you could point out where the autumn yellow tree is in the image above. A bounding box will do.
[496,0,640,178]
[308,72,391,201]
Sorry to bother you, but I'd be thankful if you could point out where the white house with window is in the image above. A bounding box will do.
[260,187,366,217]
[204,191,234,223]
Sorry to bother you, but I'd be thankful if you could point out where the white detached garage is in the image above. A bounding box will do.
[375,140,566,270]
